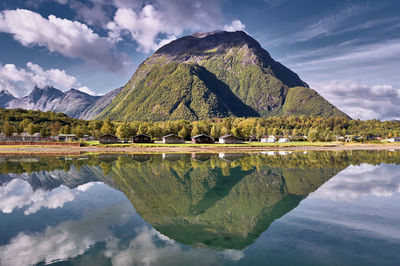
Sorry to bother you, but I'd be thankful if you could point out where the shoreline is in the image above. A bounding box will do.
[0,143,400,154]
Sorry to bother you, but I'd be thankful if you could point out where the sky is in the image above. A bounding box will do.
[0,0,399,120]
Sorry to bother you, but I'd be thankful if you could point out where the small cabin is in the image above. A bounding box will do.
[32,133,42,141]
[99,133,120,144]
[191,134,214,144]
[219,134,243,144]
[162,134,185,144]
[0,132,6,141]
[386,137,400,143]
[132,134,153,143]
[57,134,78,142]
[260,135,276,143]
[20,132,32,142]
[278,138,289,143]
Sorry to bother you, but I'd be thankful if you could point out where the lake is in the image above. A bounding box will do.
[0,151,399,265]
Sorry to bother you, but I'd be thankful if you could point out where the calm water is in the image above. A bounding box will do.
[0,151,399,266]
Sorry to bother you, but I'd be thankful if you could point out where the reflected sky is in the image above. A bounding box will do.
[0,152,399,266]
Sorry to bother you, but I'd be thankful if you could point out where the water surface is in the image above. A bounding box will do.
[0,151,399,265]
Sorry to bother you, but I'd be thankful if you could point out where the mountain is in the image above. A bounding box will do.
[0,90,15,108]
[79,87,123,120]
[98,30,348,121]
[5,86,100,118]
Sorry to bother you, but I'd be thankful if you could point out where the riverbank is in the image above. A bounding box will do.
[0,142,399,154]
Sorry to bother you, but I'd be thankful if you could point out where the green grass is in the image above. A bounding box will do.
[80,140,339,148]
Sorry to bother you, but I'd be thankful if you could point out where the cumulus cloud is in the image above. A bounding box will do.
[223,20,246,32]
[310,163,400,201]
[310,80,400,120]
[0,62,93,97]
[0,9,130,72]
[106,0,226,52]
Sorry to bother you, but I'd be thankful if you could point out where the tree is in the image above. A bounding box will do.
[178,126,189,139]
[2,120,13,136]
[191,124,200,136]
[101,118,115,135]
[26,122,38,135]
[116,123,131,139]
[50,122,62,136]
[308,127,319,142]
[210,125,219,139]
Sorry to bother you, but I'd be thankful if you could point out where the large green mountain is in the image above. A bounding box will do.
[98,31,347,121]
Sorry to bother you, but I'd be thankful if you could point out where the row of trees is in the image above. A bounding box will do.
[2,108,400,142]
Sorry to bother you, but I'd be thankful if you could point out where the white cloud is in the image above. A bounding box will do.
[0,9,129,72]
[0,62,92,97]
[223,20,246,32]
[26,62,76,88]
[310,80,400,120]
[106,1,225,52]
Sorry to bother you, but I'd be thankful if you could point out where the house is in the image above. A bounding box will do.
[20,132,32,142]
[132,134,153,143]
[260,135,276,143]
[278,138,289,143]
[0,133,6,141]
[191,134,214,144]
[99,134,120,144]
[11,133,22,141]
[57,134,78,142]
[386,137,400,142]
[218,134,243,144]
[162,134,185,144]
[32,133,42,141]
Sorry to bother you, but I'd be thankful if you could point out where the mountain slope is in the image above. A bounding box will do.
[79,87,123,120]
[98,30,348,121]
[0,90,15,108]
[6,86,100,118]
[98,63,258,121]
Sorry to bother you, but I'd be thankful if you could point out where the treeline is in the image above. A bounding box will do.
[1,150,399,176]
[2,108,400,141]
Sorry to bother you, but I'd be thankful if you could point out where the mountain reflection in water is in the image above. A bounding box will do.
[0,150,399,265]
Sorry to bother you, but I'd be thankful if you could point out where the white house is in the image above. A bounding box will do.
[260,135,276,143]
[386,137,400,143]
[278,138,289,143]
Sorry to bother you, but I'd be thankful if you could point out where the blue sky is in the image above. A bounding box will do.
[0,0,399,120]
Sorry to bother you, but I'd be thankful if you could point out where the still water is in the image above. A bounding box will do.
[0,151,399,266]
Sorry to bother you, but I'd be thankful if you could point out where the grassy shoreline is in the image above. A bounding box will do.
[0,141,399,154]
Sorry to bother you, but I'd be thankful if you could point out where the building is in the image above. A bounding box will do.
[20,132,32,142]
[162,134,185,144]
[32,133,42,141]
[386,137,400,142]
[191,134,214,144]
[218,134,243,144]
[278,138,289,143]
[0,133,6,141]
[132,134,153,143]
[260,135,276,143]
[57,134,78,142]
[99,134,120,144]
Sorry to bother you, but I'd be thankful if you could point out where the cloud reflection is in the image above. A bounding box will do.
[0,179,97,215]
[310,163,400,201]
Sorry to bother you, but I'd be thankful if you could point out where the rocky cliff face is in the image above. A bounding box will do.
[79,87,123,120]
[0,90,15,108]
[98,30,347,121]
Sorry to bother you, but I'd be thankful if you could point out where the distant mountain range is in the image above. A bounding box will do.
[0,31,348,121]
[0,86,121,119]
